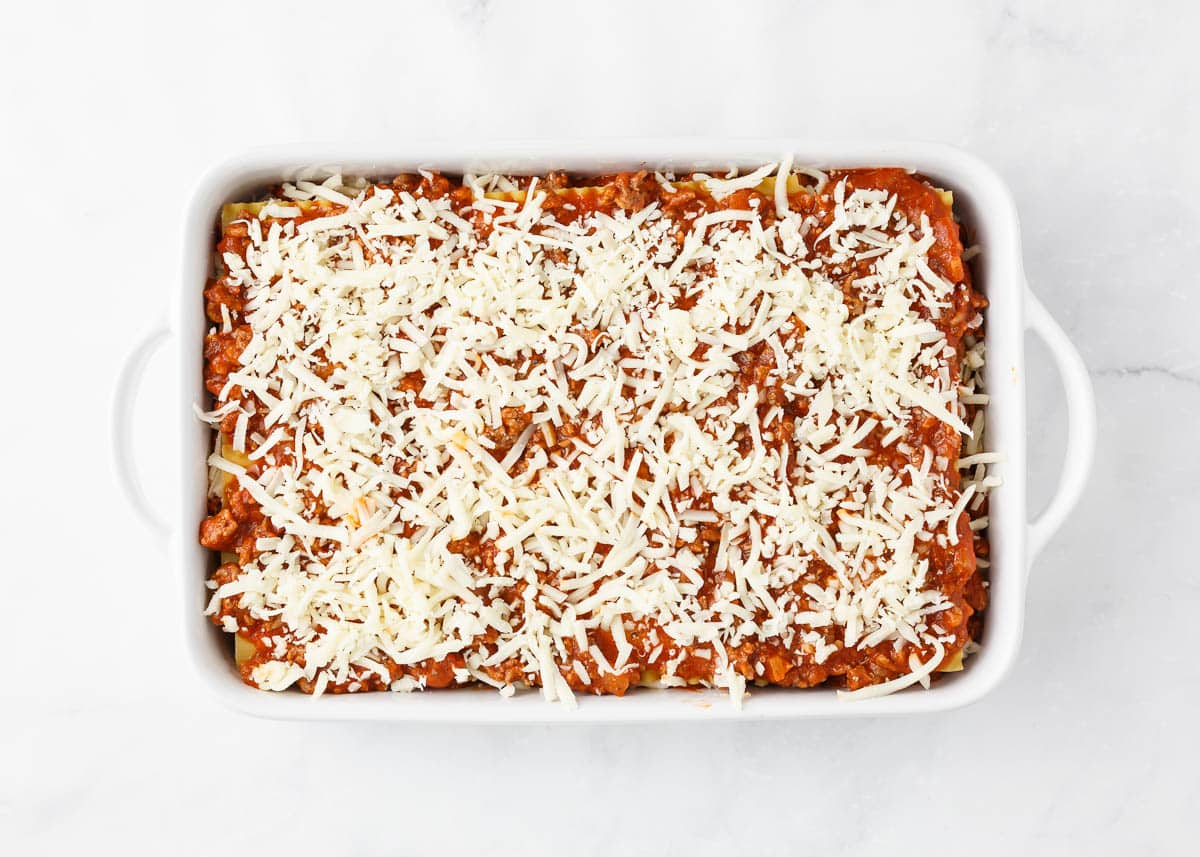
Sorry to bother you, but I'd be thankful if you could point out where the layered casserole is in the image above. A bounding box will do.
[197,162,995,706]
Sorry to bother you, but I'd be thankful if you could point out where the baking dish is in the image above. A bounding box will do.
[113,140,1095,722]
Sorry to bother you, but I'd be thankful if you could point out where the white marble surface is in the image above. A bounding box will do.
[2,0,1197,853]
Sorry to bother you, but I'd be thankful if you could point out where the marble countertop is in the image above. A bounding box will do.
[3,1,1197,853]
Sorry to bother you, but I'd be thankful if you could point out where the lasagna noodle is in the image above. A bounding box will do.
[217,175,814,227]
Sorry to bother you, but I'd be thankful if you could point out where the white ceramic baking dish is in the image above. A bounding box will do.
[114,141,1095,722]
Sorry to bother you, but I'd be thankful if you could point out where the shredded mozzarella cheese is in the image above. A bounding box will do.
[201,168,995,706]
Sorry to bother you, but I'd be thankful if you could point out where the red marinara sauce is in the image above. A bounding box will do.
[200,168,988,695]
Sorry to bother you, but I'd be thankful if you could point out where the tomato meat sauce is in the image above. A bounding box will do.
[201,168,988,697]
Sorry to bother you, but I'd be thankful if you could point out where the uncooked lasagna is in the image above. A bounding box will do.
[198,162,995,707]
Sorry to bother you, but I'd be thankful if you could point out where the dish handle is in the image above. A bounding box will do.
[1023,288,1096,562]
[113,324,173,545]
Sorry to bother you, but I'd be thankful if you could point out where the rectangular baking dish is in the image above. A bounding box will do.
[115,140,1095,721]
